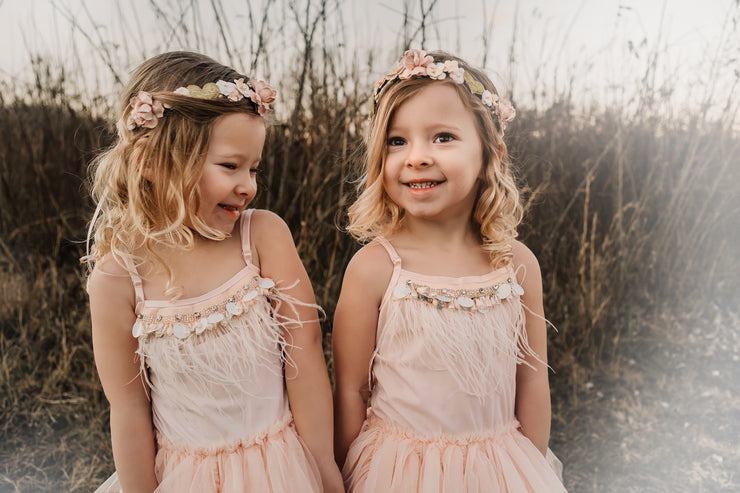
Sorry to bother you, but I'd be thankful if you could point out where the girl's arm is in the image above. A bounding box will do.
[332,243,390,468]
[512,240,552,456]
[252,210,343,493]
[88,260,158,493]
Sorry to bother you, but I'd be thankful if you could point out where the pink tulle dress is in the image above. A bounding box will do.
[342,237,567,492]
[95,210,321,493]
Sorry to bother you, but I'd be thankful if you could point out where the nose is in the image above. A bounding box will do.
[405,142,432,168]
[236,171,257,199]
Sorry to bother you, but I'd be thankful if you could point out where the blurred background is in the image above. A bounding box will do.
[0,0,738,491]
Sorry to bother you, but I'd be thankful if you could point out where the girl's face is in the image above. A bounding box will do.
[197,113,265,234]
[383,83,483,225]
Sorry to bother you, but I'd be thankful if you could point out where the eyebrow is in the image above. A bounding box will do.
[388,122,463,133]
[210,151,258,161]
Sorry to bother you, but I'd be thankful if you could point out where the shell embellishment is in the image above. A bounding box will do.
[131,276,276,340]
[392,277,524,311]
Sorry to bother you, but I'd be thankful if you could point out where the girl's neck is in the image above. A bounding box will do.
[388,217,491,277]
[137,228,247,301]
[396,215,480,249]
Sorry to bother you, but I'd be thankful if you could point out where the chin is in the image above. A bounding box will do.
[200,219,238,237]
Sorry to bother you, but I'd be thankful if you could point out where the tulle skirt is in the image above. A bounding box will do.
[343,415,566,493]
[95,414,322,493]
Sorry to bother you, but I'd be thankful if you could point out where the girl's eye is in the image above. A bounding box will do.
[434,133,455,143]
[250,167,261,175]
[387,136,406,146]
[220,163,237,170]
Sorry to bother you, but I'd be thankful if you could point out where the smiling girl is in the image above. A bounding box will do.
[85,51,343,493]
[333,50,567,492]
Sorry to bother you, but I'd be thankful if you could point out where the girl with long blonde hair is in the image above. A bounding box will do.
[86,51,343,492]
[333,49,566,492]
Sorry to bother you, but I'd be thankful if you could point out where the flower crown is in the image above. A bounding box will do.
[126,78,276,130]
[373,50,516,132]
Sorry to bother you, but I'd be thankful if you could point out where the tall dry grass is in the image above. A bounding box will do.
[0,61,114,491]
[1,1,738,491]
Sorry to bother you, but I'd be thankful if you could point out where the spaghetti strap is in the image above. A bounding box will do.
[374,236,402,268]
[240,209,255,263]
[375,236,403,318]
[121,256,146,313]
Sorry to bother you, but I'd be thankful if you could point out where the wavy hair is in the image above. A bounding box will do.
[83,51,264,295]
[347,51,522,269]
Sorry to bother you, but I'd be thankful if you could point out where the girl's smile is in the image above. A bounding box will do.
[404,180,445,191]
[197,113,266,234]
[383,83,483,224]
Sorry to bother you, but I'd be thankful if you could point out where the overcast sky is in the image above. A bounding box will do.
[0,0,735,111]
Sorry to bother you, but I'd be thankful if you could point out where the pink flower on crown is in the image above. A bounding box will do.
[496,98,516,123]
[250,79,276,115]
[398,49,434,79]
[127,91,165,130]
[443,60,460,73]
[426,62,446,80]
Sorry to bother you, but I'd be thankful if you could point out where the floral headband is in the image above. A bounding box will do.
[373,50,516,132]
[126,77,276,130]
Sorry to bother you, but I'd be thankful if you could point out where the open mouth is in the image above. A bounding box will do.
[219,204,241,217]
[406,181,441,189]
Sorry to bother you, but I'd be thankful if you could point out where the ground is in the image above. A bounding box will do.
[551,304,740,492]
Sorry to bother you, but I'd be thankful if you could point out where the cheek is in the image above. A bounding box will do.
[195,172,219,202]
[381,163,400,191]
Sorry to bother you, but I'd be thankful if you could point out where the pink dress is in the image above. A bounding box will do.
[342,237,566,492]
[95,210,321,493]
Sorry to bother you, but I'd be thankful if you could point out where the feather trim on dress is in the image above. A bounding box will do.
[379,271,539,398]
[132,277,307,408]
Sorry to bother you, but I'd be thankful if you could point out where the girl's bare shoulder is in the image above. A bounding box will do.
[87,255,135,300]
[511,239,541,274]
[249,208,291,238]
[341,240,394,303]
[510,239,543,305]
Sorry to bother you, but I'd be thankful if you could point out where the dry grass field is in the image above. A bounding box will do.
[1,2,738,491]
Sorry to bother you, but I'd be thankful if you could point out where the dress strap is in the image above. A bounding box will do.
[121,256,146,314]
[374,236,402,268]
[374,236,403,323]
[240,209,255,263]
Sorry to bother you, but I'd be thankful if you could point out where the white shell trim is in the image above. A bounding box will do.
[392,277,524,311]
[130,275,276,339]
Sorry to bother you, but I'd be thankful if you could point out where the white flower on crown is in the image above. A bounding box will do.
[216,80,237,97]
[481,90,494,108]
[426,62,446,80]
[449,67,465,84]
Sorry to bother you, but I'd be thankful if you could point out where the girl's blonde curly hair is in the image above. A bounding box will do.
[347,51,522,269]
[83,51,264,295]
